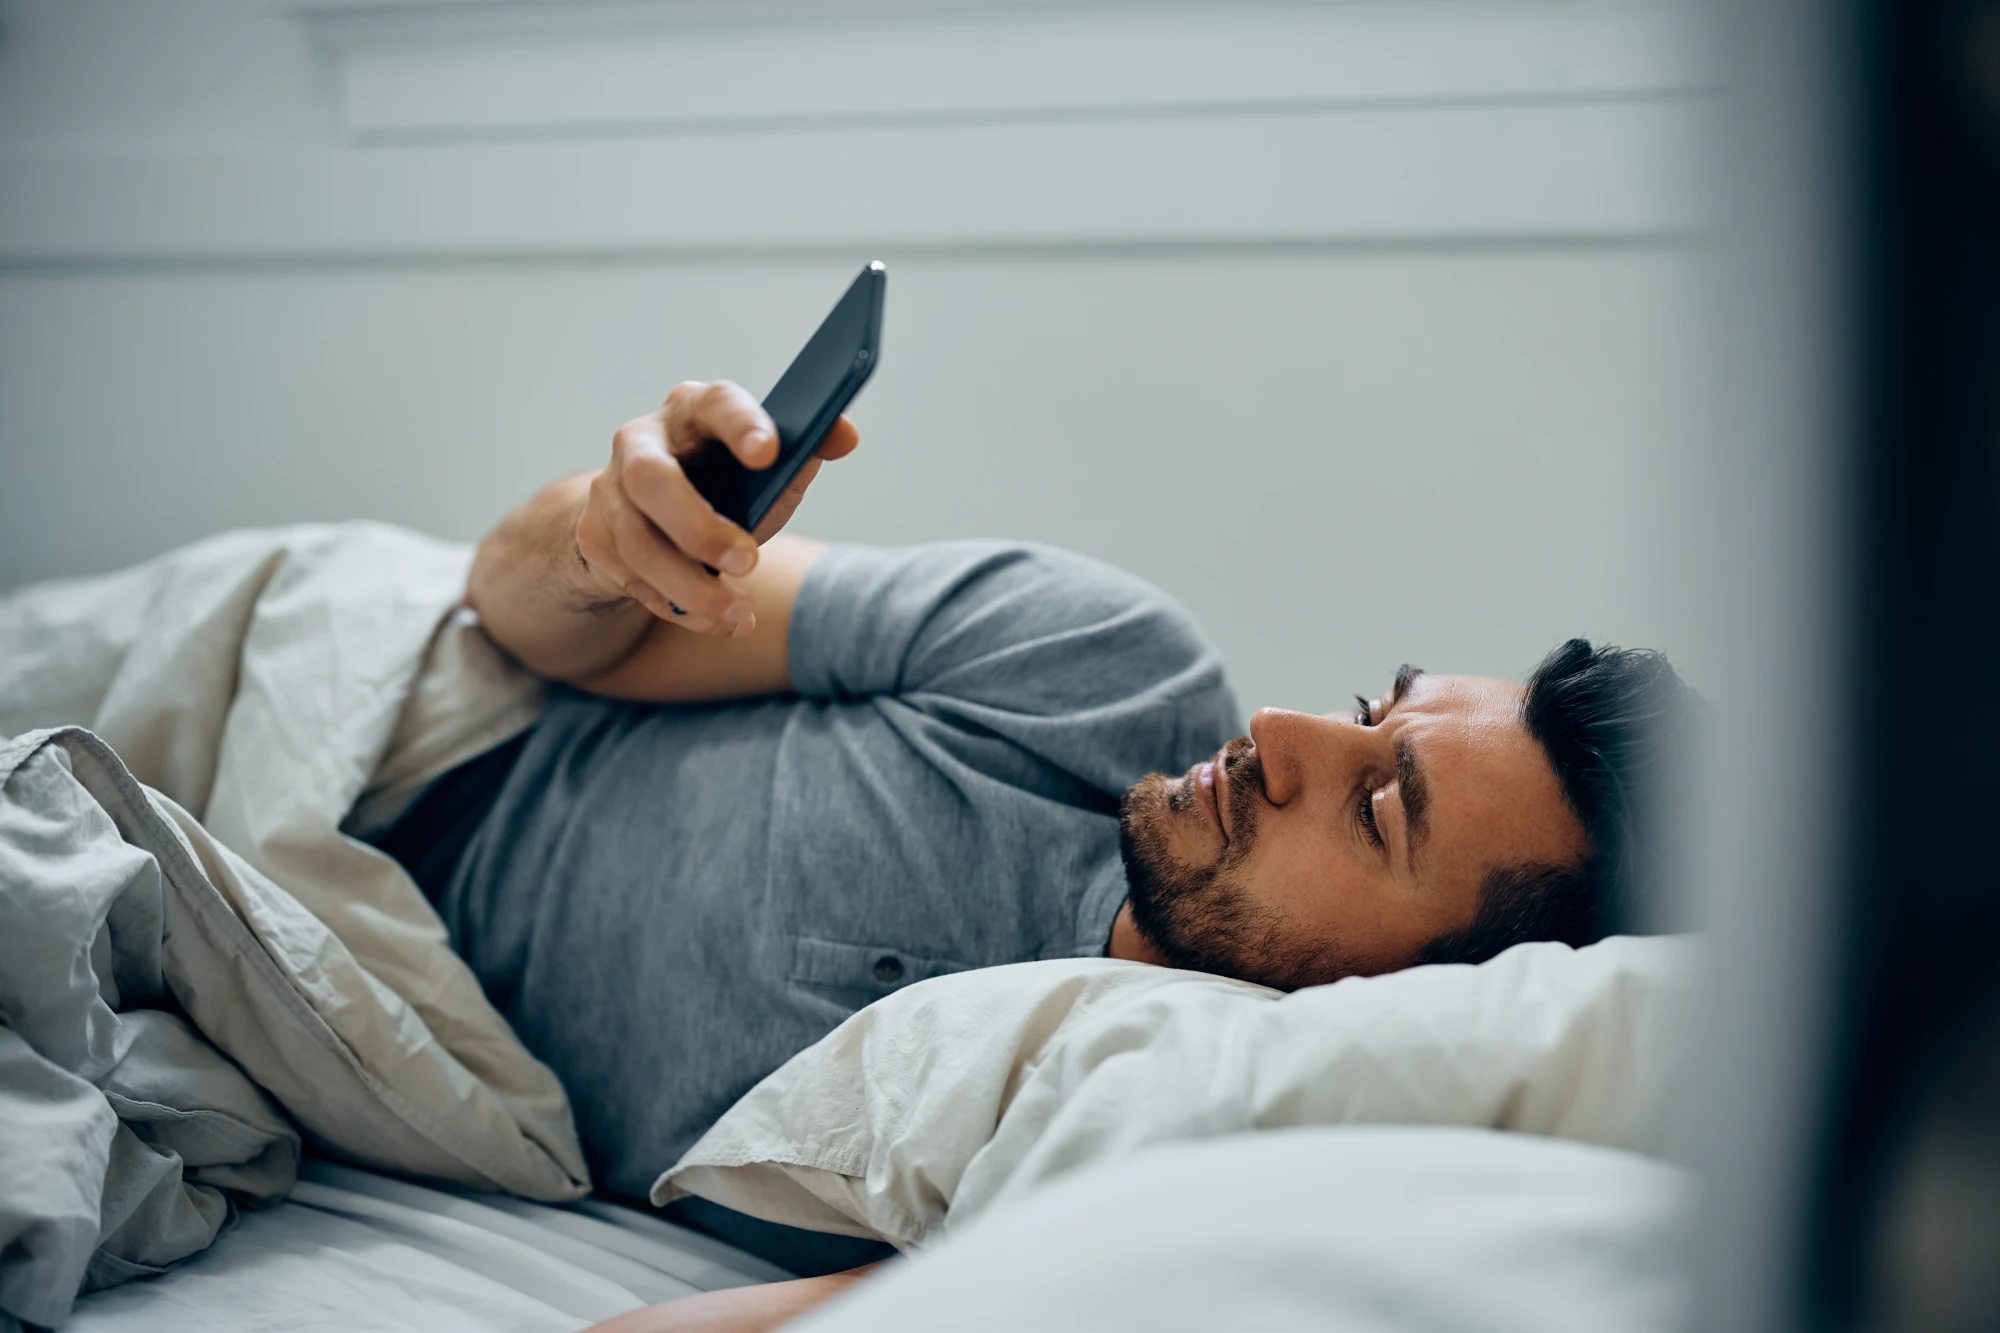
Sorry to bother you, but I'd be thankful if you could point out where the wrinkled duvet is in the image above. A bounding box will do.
[0,524,583,1329]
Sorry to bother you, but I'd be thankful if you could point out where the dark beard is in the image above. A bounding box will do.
[1115,742,1346,991]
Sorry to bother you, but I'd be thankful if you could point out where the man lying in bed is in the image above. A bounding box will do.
[374,381,1691,1324]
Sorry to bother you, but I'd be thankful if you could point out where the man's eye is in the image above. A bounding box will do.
[1353,694,1374,727]
[1354,785,1384,849]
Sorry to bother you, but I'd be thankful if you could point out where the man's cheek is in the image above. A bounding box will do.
[1241,842,1329,922]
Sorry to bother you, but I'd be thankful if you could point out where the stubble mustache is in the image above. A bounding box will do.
[1213,735,1263,859]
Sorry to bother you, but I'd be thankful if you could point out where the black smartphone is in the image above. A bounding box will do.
[681,261,885,534]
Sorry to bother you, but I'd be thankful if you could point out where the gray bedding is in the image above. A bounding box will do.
[0,730,298,1327]
[0,523,585,1330]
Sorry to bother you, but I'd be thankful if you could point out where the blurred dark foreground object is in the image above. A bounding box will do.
[1811,0,2000,1328]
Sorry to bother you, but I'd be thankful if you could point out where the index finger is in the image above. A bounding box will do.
[664,380,779,471]
[816,416,860,461]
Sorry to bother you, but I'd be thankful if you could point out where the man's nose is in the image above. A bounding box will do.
[1248,706,1369,806]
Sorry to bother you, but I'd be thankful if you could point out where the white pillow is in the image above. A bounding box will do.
[652,936,1691,1249]
[792,1127,1690,1333]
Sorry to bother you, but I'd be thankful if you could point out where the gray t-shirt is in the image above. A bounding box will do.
[438,541,1239,1202]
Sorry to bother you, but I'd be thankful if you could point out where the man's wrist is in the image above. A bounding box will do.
[564,533,638,618]
[554,478,641,618]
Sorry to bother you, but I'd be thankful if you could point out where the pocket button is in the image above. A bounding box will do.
[872,955,905,984]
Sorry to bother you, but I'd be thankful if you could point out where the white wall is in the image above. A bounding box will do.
[0,0,1710,718]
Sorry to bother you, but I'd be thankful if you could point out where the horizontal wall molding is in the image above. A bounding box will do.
[301,1,1707,144]
[0,231,1703,278]
[0,97,1705,262]
[1,2,1710,263]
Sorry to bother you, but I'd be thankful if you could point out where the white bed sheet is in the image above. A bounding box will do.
[65,1160,789,1333]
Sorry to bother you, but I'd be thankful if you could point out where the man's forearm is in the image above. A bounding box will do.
[586,1263,884,1333]
[468,469,828,703]
[467,471,656,684]
[472,383,854,700]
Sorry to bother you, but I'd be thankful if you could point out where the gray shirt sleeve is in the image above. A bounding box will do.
[788,541,1242,795]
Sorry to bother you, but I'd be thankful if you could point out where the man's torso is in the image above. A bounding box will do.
[430,541,1240,1200]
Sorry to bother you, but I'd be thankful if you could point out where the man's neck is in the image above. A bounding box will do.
[1104,900,1170,966]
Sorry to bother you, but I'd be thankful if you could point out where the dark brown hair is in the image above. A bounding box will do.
[1415,638,1695,967]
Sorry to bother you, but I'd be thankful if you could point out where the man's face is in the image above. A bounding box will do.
[1118,667,1587,990]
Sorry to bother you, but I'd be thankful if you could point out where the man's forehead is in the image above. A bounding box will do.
[1401,671,1527,721]
[1398,675,1556,810]
[1401,674,1581,864]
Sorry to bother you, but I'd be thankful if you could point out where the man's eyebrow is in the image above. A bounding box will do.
[1397,734,1432,875]
[1390,663,1425,708]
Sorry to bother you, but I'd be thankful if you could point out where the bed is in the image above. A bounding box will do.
[4,529,1693,1332]
[64,1160,787,1333]
[61,1128,1688,1333]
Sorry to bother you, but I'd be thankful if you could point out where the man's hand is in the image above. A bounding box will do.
[576,380,859,639]
[466,384,856,697]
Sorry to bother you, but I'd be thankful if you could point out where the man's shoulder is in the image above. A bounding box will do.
[920,540,1230,700]
[796,539,1239,741]
[827,538,1207,637]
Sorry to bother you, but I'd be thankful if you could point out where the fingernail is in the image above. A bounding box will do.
[744,428,772,455]
[733,616,756,638]
[723,598,754,626]
[719,547,754,577]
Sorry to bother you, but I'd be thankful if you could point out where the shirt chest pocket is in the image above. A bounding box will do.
[789,936,969,1008]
